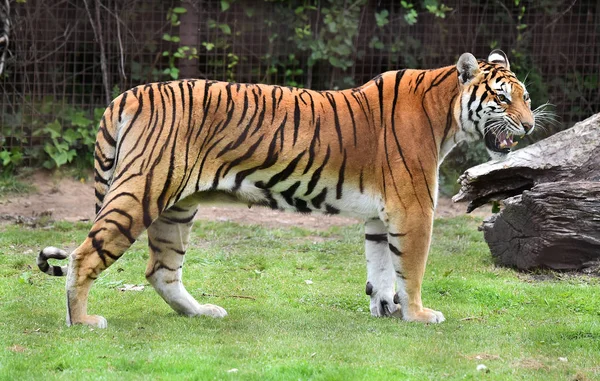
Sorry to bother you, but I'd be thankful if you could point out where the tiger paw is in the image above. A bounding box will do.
[68,314,108,329]
[190,304,228,318]
[367,284,399,317]
[402,307,445,324]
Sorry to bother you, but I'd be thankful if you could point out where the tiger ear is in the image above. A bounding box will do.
[456,52,480,85]
[488,49,510,70]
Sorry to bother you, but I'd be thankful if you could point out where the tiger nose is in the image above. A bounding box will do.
[522,121,534,135]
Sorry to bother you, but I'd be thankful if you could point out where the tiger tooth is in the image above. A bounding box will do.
[511,141,518,148]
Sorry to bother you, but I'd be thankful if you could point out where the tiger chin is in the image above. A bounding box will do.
[38,49,536,328]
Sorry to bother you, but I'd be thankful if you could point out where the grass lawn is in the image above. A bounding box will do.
[0,216,599,380]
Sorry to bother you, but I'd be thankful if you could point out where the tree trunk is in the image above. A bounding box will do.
[480,181,600,270]
[453,113,600,271]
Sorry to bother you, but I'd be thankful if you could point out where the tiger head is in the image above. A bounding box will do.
[455,49,536,160]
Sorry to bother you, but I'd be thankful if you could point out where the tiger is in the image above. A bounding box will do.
[38,49,538,328]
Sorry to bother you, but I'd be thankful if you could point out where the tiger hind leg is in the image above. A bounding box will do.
[145,201,227,318]
[65,195,148,328]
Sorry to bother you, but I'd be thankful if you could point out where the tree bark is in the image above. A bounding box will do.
[0,0,9,76]
[480,181,600,270]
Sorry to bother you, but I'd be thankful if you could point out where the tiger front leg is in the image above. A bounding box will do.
[387,208,445,323]
[364,219,399,317]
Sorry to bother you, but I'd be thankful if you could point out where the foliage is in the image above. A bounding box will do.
[1,217,599,379]
[0,97,103,173]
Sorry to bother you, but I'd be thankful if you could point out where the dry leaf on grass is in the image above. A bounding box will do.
[7,345,26,353]
[118,284,145,292]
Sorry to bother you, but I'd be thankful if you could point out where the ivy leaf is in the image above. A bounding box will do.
[44,120,62,139]
[221,1,230,12]
[69,111,92,128]
[62,129,79,145]
[172,7,187,14]
[0,150,11,166]
[218,23,231,35]
[375,10,389,28]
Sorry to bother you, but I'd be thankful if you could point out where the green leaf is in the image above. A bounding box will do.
[218,24,231,35]
[0,150,11,166]
[69,111,92,128]
[162,33,172,42]
[172,6,187,14]
[44,120,62,139]
[375,10,389,28]
[62,129,79,144]
[220,1,230,11]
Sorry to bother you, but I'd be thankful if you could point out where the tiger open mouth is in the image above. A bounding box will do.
[484,126,523,154]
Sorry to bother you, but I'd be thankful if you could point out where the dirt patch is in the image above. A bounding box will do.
[0,171,489,229]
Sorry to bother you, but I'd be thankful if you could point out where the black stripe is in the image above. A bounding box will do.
[389,70,413,181]
[359,169,364,193]
[441,94,458,144]
[264,151,305,188]
[232,134,280,191]
[294,198,311,214]
[389,243,403,256]
[311,187,327,209]
[374,74,384,127]
[223,136,264,177]
[383,124,405,207]
[251,93,267,136]
[325,93,343,153]
[305,145,331,196]
[336,149,347,199]
[211,163,228,190]
[99,124,116,147]
[324,204,340,215]
[148,239,162,253]
[303,115,321,175]
[293,96,301,146]
[156,86,180,213]
[236,89,250,127]
[419,159,435,208]
[271,87,279,122]
[365,233,387,243]
[163,212,196,224]
[388,232,406,237]
[281,181,301,206]
[350,91,370,130]
[413,71,426,93]
[341,93,357,146]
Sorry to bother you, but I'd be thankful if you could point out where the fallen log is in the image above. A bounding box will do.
[453,113,600,212]
[480,181,600,270]
[454,113,600,271]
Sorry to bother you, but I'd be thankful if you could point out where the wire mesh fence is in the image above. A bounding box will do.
[0,0,598,167]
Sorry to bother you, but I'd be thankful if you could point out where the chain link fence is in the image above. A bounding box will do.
[0,0,598,171]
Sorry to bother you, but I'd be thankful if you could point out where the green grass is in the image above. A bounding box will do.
[0,176,35,198]
[1,216,599,380]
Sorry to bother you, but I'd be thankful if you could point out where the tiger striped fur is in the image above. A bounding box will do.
[38,50,537,328]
